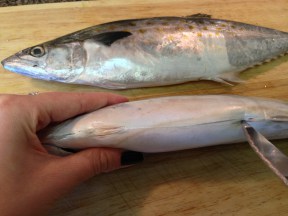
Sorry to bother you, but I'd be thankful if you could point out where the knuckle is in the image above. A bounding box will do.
[36,111,50,130]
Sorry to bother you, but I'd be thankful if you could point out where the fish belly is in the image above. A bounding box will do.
[40,96,288,152]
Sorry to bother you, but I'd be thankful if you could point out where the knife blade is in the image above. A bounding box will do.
[241,120,288,186]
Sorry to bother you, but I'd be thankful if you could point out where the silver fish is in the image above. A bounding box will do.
[2,14,288,89]
[39,95,288,153]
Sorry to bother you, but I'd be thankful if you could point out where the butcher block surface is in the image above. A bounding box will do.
[0,0,288,215]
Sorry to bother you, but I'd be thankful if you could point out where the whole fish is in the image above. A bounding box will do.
[1,14,288,89]
[39,95,288,153]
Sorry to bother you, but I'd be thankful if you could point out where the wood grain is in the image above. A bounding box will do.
[0,0,288,215]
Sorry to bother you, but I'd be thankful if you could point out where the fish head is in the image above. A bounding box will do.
[1,41,84,82]
[1,45,49,80]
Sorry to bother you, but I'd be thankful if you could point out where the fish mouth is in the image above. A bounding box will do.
[1,59,6,67]
[1,55,16,68]
[2,55,22,72]
[2,54,69,83]
[1,54,50,80]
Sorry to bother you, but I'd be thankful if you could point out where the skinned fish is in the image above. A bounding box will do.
[2,14,288,89]
[39,95,288,153]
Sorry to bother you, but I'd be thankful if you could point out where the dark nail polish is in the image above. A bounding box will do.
[121,151,144,166]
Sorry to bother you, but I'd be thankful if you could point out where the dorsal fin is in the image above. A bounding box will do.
[185,13,212,19]
[91,31,132,46]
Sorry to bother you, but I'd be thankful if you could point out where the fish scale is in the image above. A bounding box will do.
[1,14,288,89]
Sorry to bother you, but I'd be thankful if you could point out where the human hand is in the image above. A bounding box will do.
[0,92,143,216]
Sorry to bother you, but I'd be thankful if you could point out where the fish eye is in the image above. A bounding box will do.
[30,46,45,57]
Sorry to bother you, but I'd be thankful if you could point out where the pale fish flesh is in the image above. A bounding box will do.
[39,95,288,153]
[1,14,288,89]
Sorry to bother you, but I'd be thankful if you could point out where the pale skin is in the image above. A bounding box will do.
[0,92,135,216]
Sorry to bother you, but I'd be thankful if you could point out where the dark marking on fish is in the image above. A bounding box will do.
[188,25,194,30]
[156,27,164,32]
[197,20,205,24]
[129,22,137,26]
[175,26,185,31]
[139,29,147,33]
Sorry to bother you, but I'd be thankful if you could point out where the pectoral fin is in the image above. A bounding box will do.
[91,31,132,46]
[50,31,132,45]
[212,71,245,86]
[210,77,234,86]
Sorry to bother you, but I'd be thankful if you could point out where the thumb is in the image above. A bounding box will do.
[48,148,143,192]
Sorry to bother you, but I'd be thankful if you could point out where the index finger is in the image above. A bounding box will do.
[30,92,128,131]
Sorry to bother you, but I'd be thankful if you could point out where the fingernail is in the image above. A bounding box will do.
[121,151,144,166]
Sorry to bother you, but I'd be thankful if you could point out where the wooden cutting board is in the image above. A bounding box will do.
[0,0,288,215]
